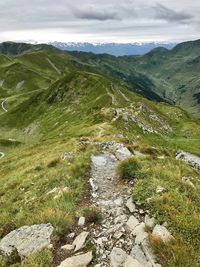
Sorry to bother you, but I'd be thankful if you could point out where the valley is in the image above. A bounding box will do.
[0,41,199,267]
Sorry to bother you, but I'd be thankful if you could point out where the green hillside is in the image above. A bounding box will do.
[0,43,200,267]
[69,39,200,118]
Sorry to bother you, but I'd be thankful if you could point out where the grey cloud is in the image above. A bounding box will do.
[72,7,121,21]
[154,4,193,23]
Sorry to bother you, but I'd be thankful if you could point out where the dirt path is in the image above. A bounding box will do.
[117,89,131,103]
[106,88,117,105]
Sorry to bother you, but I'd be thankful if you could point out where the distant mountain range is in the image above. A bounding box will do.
[48,42,176,56]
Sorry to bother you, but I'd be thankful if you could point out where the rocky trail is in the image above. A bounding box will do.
[0,142,174,267]
[56,142,173,267]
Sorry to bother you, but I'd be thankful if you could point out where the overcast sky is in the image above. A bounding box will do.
[0,0,199,43]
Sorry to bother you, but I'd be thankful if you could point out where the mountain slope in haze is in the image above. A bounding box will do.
[49,41,176,56]
[0,43,200,267]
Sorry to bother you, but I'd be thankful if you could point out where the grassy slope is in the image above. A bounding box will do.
[0,46,199,266]
[68,40,200,118]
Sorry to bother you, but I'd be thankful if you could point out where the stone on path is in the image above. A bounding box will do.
[131,245,150,266]
[61,244,74,251]
[57,251,93,267]
[145,215,156,229]
[123,255,144,267]
[126,198,136,213]
[78,217,85,227]
[152,225,174,243]
[72,231,89,252]
[126,216,140,232]
[0,224,54,258]
[110,247,128,267]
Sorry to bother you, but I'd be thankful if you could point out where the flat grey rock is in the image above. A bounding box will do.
[78,217,85,227]
[126,198,136,213]
[126,216,140,232]
[0,223,54,258]
[57,251,93,267]
[131,244,150,266]
[152,225,174,243]
[145,215,156,229]
[123,255,144,267]
[73,231,89,252]
[110,247,128,267]
[115,147,132,161]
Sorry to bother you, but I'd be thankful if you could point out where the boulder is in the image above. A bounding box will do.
[0,224,54,259]
[115,147,132,161]
[72,231,89,252]
[110,247,128,267]
[152,225,174,243]
[57,251,93,267]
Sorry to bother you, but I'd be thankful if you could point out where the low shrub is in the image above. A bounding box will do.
[117,157,141,180]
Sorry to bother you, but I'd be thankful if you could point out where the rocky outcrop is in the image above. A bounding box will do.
[0,224,54,259]
[176,151,200,170]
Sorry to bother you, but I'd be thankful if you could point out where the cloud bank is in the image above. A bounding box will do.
[0,0,199,43]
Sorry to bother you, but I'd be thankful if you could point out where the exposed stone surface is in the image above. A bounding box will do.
[115,147,132,161]
[57,251,93,267]
[176,151,200,170]
[0,224,54,258]
[124,255,144,267]
[78,217,85,227]
[126,216,140,232]
[145,215,156,229]
[152,225,174,243]
[110,247,128,267]
[72,231,89,252]
[156,186,166,194]
[126,198,136,213]
[61,244,75,251]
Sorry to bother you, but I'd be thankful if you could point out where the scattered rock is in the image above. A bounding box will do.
[57,251,93,267]
[152,225,174,243]
[0,224,54,259]
[72,231,89,252]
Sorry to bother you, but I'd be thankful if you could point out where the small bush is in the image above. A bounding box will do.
[84,207,101,224]
[117,157,141,180]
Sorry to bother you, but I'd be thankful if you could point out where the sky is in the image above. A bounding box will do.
[0,0,200,43]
